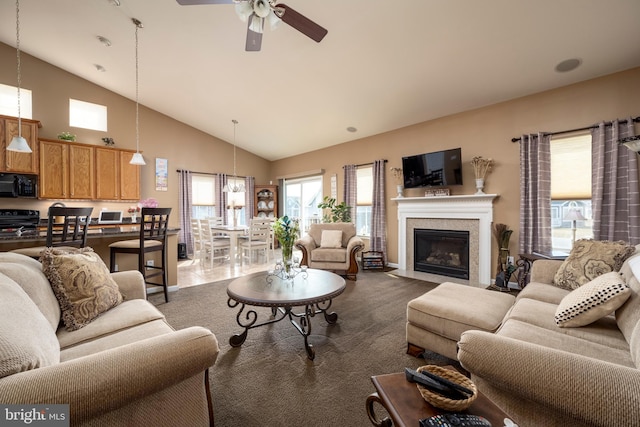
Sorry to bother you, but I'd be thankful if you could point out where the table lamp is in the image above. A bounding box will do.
[564,207,586,247]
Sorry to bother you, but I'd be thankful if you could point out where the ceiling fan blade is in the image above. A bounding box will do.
[176,0,234,5]
[245,17,263,51]
[277,3,327,43]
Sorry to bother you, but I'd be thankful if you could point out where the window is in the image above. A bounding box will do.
[226,177,246,226]
[550,134,593,252]
[283,176,322,233]
[0,83,32,118]
[69,99,107,131]
[356,166,372,237]
[192,174,215,219]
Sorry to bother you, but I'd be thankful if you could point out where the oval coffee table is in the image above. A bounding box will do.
[226,269,346,360]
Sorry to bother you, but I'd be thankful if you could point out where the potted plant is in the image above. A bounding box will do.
[317,196,352,223]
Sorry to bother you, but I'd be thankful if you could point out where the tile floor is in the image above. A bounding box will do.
[177,247,301,288]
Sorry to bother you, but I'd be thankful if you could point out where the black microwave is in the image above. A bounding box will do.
[0,173,38,198]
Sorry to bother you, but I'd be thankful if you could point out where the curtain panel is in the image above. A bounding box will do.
[178,170,193,255]
[215,173,228,224]
[591,118,639,244]
[343,165,357,221]
[519,133,552,253]
[244,176,255,224]
[371,160,387,263]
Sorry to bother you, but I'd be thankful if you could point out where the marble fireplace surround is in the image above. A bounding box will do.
[393,194,498,286]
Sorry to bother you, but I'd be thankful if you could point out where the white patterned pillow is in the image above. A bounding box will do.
[554,271,631,328]
[320,230,343,248]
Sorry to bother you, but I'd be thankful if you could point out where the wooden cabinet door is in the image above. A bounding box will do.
[119,151,140,200]
[1,117,39,174]
[69,144,95,199]
[39,140,69,199]
[95,148,119,200]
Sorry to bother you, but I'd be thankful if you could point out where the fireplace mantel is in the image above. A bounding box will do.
[393,194,498,285]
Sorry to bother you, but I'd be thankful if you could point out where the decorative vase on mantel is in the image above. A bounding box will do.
[396,185,404,198]
[475,179,485,195]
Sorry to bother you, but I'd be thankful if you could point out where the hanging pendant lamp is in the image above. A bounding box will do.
[7,0,31,153]
[129,18,146,165]
[223,119,246,193]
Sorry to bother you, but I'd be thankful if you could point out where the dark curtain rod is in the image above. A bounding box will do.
[343,159,388,168]
[175,169,247,179]
[511,116,640,143]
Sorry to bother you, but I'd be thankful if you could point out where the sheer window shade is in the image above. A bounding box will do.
[551,134,592,199]
[192,175,215,205]
[357,167,373,205]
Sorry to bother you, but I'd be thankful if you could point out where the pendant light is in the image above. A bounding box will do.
[129,18,146,165]
[223,119,246,193]
[7,0,31,153]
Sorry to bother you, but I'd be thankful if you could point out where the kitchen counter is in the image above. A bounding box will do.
[0,225,181,290]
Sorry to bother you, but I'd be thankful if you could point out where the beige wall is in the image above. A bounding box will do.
[270,67,640,266]
[0,42,271,226]
[2,39,639,269]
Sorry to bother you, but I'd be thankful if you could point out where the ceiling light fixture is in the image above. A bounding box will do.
[235,0,283,34]
[223,119,246,193]
[129,18,146,166]
[619,135,640,153]
[108,0,121,6]
[7,0,31,153]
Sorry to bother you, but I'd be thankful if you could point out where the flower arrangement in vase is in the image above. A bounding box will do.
[127,206,141,222]
[390,166,404,197]
[471,156,493,194]
[272,215,300,274]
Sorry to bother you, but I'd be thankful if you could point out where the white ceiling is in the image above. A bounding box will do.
[1,0,639,161]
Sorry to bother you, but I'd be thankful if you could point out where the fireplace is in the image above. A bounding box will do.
[414,229,470,279]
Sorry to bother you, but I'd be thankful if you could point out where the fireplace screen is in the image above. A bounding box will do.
[414,229,470,279]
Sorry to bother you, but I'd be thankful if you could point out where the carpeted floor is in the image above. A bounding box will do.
[150,270,457,427]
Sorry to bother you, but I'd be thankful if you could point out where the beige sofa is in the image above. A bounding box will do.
[294,223,364,280]
[457,247,640,427]
[0,252,219,426]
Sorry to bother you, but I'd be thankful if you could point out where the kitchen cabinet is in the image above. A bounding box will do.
[0,114,40,174]
[119,150,140,200]
[40,138,137,201]
[39,139,95,199]
[254,185,278,219]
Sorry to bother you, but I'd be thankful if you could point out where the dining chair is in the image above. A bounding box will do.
[190,218,205,265]
[11,206,94,259]
[239,219,272,266]
[200,218,231,268]
[109,208,172,302]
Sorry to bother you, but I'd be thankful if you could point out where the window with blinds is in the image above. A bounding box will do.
[356,166,372,236]
[550,134,593,252]
[192,174,215,219]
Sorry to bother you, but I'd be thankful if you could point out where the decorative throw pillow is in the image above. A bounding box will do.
[553,239,635,290]
[554,271,631,328]
[41,247,123,331]
[320,230,343,248]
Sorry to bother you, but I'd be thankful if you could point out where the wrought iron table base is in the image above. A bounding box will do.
[227,298,338,360]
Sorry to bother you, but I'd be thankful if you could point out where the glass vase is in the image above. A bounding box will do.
[281,243,293,275]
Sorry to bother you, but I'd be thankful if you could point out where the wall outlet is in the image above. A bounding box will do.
[146,260,154,267]
[507,256,515,265]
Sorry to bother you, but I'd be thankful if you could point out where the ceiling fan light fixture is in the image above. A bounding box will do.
[249,15,264,33]
[253,0,271,18]
[235,2,253,22]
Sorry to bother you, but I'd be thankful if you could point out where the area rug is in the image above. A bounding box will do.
[150,270,456,427]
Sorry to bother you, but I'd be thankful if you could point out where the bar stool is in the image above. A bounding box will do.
[109,208,172,302]
[11,206,93,259]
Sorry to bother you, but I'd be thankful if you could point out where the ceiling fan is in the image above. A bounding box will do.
[176,0,328,51]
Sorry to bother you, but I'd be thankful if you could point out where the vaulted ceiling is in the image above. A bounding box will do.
[1,0,639,160]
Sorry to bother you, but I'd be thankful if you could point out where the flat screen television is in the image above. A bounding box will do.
[401,147,463,188]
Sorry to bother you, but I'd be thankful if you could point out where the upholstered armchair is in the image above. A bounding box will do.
[294,223,364,280]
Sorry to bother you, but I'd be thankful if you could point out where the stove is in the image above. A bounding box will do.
[0,209,40,236]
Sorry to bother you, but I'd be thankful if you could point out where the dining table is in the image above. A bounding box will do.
[209,224,248,266]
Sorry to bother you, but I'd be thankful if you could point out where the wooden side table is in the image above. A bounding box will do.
[366,368,514,427]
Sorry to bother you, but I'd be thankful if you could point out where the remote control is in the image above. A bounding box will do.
[404,368,467,400]
[419,414,492,427]
[417,367,474,397]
